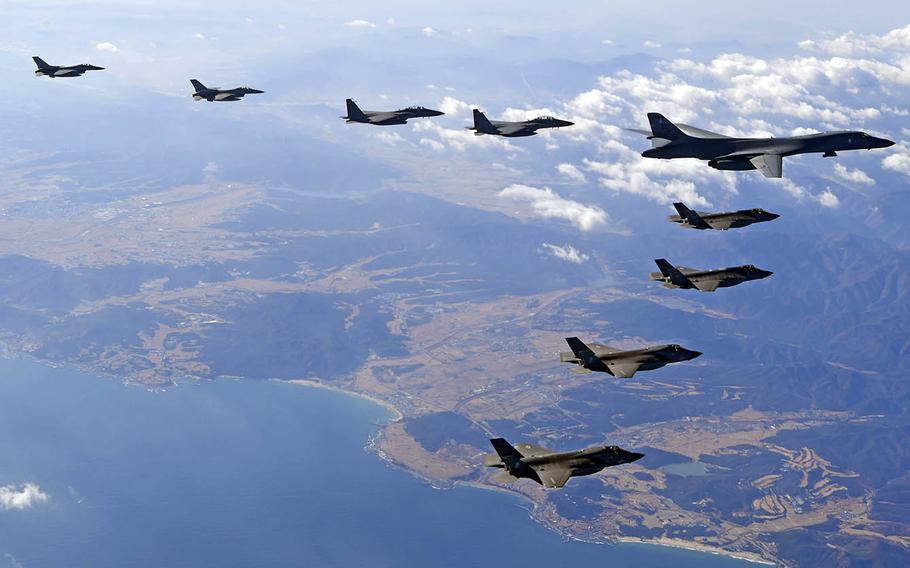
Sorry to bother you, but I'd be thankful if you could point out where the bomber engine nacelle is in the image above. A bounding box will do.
[708,159,756,171]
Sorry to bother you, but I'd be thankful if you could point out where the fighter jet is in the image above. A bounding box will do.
[631,112,894,178]
[191,80,264,102]
[467,109,574,137]
[669,202,779,230]
[560,337,701,378]
[484,438,643,489]
[342,99,444,125]
[33,56,103,78]
[650,259,772,292]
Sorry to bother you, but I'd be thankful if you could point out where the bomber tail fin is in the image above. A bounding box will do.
[471,109,498,135]
[344,98,369,122]
[647,113,689,141]
[32,56,50,69]
[654,259,693,287]
[489,438,524,460]
[190,79,207,92]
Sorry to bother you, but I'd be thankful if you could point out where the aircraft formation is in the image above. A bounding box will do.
[31,54,896,490]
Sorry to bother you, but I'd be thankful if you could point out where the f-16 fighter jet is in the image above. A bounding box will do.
[191,80,264,102]
[560,337,701,378]
[467,109,574,137]
[484,438,643,489]
[669,202,779,230]
[342,99,444,125]
[650,259,772,292]
[631,112,894,178]
[33,56,103,78]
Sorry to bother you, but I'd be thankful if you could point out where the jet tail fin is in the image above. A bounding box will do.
[673,202,707,225]
[345,98,369,122]
[32,56,50,69]
[565,337,595,358]
[471,109,498,134]
[489,438,524,460]
[654,259,693,287]
[190,79,207,92]
[647,113,689,141]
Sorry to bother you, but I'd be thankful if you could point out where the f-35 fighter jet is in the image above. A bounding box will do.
[632,112,894,178]
[191,80,264,102]
[669,202,779,230]
[484,438,643,489]
[342,99,444,125]
[467,109,574,137]
[651,259,772,292]
[33,56,103,78]
[560,337,701,378]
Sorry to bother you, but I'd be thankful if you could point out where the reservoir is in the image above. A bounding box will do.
[0,357,749,567]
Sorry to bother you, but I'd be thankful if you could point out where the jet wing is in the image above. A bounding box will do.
[677,124,732,139]
[750,154,783,178]
[693,280,722,292]
[514,443,554,458]
[674,266,700,275]
[497,123,535,136]
[55,69,82,76]
[215,92,240,101]
[368,112,399,122]
[705,218,736,230]
[530,465,572,489]
[605,360,641,378]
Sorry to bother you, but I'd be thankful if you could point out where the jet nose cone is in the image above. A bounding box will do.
[685,350,703,360]
[628,452,645,463]
[560,120,575,127]
[766,212,780,220]
[431,110,445,116]
[759,270,774,278]
[882,138,896,148]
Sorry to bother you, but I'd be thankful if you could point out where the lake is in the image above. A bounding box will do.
[0,357,749,567]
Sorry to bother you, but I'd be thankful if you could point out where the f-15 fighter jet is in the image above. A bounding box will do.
[668,202,779,230]
[191,80,264,102]
[484,438,643,489]
[650,259,772,292]
[467,109,573,137]
[560,337,701,378]
[631,112,893,178]
[341,98,443,125]
[33,56,103,78]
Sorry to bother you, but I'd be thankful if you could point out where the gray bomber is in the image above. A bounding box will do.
[632,112,894,178]
[467,109,573,137]
[484,438,643,489]
[560,337,701,378]
[191,80,264,102]
[669,202,779,230]
[651,259,772,292]
[342,99,443,125]
[33,56,103,78]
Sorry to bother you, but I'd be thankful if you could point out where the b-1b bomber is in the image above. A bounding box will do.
[651,259,772,292]
[669,202,779,231]
[632,112,894,178]
[342,99,444,125]
[560,337,701,378]
[484,438,643,489]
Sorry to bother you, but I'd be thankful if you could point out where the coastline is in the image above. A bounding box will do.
[279,378,404,421]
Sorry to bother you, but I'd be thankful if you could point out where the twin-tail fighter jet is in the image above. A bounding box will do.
[468,109,574,137]
[632,112,894,178]
[484,438,643,489]
[669,202,779,230]
[191,80,264,102]
[33,56,103,78]
[342,98,444,125]
[650,259,772,292]
[560,337,701,378]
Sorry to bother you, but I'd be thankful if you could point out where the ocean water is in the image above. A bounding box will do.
[0,358,749,567]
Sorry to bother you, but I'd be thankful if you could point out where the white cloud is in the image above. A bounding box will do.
[344,19,376,28]
[411,120,518,152]
[643,40,662,49]
[386,17,396,25]
[422,27,436,37]
[193,32,206,40]
[0,483,49,511]
[499,184,607,231]
[202,161,218,182]
[817,188,840,208]
[798,25,910,56]
[557,163,587,183]
[95,42,118,53]
[541,243,589,264]
[882,148,910,178]
[374,131,404,145]
[601,39,614,46]
[419,137,445,151]
[832,163,875,185]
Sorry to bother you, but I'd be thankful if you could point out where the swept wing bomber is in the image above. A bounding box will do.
[33,56,103,78]
[342,99,443,125]
[632,112,894,178]
[651,259,772,292]
[468,109,573,137]
[484,438,643,489]
[669,202,779,230]
[561,337,701,378]
[191,80,264,102]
